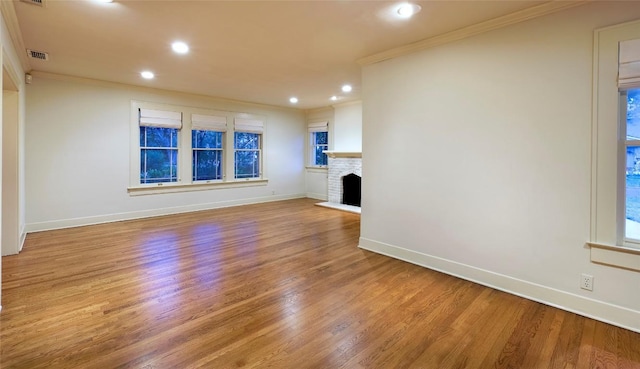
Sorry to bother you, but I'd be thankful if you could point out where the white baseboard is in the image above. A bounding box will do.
[306,192,328,201]
[359,237,640,333]
[26,193,306,233]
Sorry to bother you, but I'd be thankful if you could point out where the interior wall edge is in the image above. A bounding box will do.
[358,236,640,334]
[18,224,25,252]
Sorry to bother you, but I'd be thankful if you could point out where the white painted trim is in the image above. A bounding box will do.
[357,1,588,66]
[26,193,306,233]
[588,242,640,272]
[591,19,640,247]
[324,151,362,158]
[128,178,268,196]
[30,71,300,112]
[331,100,362,108]
[306,192,327,201]
[359,237,640,333]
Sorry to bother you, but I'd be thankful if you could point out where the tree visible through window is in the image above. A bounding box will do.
[311,131,328,166]
[140,127,178,184]
[192,130,223,181]
[234,132,260,179]
[625,88,640,240]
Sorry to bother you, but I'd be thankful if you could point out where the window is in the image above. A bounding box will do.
[131,103,267,194]
[139,109,182,184]
[308,121,329,167]
[191,114,227,182]
[234,132,261,179]
[620,37,640,244]
[193,130,223,181]
[623,89,640,241]
[590,21,640,271]
[234,118,264,179]
[140,127,178,184]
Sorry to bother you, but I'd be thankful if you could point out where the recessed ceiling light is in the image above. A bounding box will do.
[289,97,298,104]
[341,84,352,93]
[330,96,338,101]
[171,41,189,54]
[94,0,113,3]
[140,71,154,79]
[397,3,421,18]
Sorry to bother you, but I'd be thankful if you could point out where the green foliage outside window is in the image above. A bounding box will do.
[140,127,178,183]
[192,130,223,181]
[625,89,640,229]
[234,132,260,179]
[312,131,328,166]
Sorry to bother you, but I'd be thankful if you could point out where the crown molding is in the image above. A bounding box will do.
[332,100,362,108]
[29,71,304,113]
[0,0,31,72]
[357,0,590,66]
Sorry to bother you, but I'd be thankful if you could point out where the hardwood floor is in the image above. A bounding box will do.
[1,198,639,368]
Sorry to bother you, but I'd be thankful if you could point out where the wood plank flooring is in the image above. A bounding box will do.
[1,198,639,368]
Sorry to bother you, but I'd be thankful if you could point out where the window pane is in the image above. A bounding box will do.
[234,132,260,150]
[235,151,260,178]
[193,150,223,181]
[192,130,223,149]
[314,131,328,145]
[314,145,328,166]
[626,146,640,239]
[627,89,640,140]
[140,148,178,183]
[141,127,178,148]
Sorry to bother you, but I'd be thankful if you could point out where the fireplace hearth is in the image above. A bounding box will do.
[315,151,362,214]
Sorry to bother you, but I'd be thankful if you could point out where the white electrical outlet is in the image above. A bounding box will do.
[581,273,594,291]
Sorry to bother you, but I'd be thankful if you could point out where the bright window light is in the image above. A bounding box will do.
[140,71,155,79]
[171,41,189,54]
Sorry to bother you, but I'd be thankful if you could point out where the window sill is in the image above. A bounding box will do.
[587,242,640,272]
[128,178,268,196]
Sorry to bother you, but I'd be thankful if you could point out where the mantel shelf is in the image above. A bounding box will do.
[323,151,362,159]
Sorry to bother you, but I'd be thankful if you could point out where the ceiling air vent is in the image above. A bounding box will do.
[20,0,45,6]
[27,49,49,61]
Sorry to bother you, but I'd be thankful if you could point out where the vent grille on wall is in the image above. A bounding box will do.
[19,0,45,6]
[27,49,49,61]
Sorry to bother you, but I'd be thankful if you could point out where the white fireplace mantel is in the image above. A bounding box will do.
[323,151,362,159]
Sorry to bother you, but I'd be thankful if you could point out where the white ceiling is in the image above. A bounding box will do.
[12,0,548,109]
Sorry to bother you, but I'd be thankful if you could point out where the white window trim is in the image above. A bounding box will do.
[590,19,640,271]
[129,101,268,195]
[307,121,329,168]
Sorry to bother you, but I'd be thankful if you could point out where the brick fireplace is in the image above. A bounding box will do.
[317,151,362,214]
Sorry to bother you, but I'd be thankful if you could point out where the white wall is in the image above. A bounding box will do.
[360,3,640,332]
[3,88,19,255]
[333,101,362,152]
[304,102,363,200]
[304,107,333,200]
[1,3,27,309]
[25,74,306,231]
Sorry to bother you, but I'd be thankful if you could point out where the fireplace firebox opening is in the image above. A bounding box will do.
[342,173,361,207]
